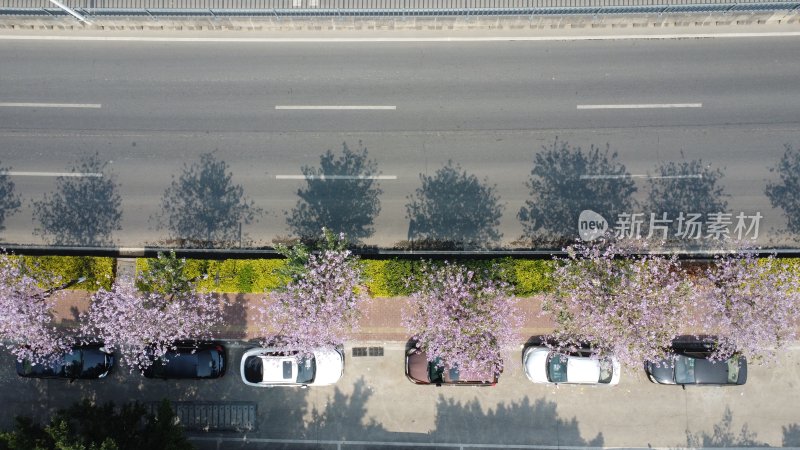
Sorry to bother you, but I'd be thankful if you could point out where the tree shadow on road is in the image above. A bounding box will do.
[31,153,122,247]
[783,423,800,447]
[405,160,504,250]
[286,141,383,244]
[518,138,637,248]
[307,377,386,441]
[432,396,603,446]
[644,158,729,241]
[152,152,260,248]
[685,407,767,447]
[0,160,21,234]
[766,144,800,239]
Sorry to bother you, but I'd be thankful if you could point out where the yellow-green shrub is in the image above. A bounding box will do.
[20,255,115,291]
[137,258,288,293]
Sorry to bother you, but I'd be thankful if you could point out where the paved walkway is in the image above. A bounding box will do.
[51,288,555,342]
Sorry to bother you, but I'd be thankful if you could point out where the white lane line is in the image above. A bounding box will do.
[2,32,800,42]
[0,102,102,108]
[275,105,396,110]
[581,174,703,180]
[1,171,103,178]
[577,103,702,110]
[276,175,397,180]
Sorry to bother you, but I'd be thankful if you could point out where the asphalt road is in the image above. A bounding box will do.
[1,35,799,247]
[1,341,799,448]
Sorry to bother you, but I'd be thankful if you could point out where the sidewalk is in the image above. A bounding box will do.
[50,289,556,343]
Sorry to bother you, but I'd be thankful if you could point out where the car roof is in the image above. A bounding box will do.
[259,354,298,383]
[565,356,602,384]
[406,349,495,385]
[687,356,731,384]
[406,350,431,383]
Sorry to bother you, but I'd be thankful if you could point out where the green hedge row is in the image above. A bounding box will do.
[136,258,291,293]
[135,257,557,296]
[14,255,800,297]
[362,258,556,297]
[17,255,115,291]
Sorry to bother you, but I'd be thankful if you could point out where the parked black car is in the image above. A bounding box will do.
[143,341,226,379]
[644,337,747,386]
[405,341,498,386]
[16,344,114,380]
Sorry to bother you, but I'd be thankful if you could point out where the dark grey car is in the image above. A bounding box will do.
[143,341,226,379]
[644,339,747,386]
[16,344,114,380]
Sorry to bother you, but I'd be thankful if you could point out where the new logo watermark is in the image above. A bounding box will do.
[577,210,761,241]
[578,210,608,241]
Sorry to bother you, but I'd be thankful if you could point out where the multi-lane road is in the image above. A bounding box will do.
[1,33,800,248]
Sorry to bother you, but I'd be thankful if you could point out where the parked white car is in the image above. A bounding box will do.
[240,346,344,387]
[523,346,621,385]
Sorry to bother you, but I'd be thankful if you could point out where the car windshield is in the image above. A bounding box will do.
[546,353,568,383]
[244,356,263,383]
[598,359,614,384]
[727,356,740,384]
[427,358,445,383]
[196,351,213,378]
[62,350,83,378]
[296,356,316,384]
[675,355,696,384]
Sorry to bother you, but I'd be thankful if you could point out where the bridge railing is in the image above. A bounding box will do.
[1,0,799,16]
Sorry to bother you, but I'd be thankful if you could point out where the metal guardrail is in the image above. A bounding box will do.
[5,243,800,260]
[1,0,799,16]
[1,0,793,8]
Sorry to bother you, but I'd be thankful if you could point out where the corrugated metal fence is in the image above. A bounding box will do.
[1,0,798,17]
[2,0,794,6]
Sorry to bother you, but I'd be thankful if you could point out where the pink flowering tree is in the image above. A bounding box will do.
[255,229,367,357]
[81,252,225,372]
[402,262,522,381]
[544,240,692,368]
[693,251,800,363]
[0,254,72,365]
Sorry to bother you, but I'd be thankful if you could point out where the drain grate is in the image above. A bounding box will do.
[352,346,384,357]
[148,401,256,432]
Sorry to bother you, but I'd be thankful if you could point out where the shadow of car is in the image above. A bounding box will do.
[523,345,621,385]
[240,346,344,388]
[16,344,114,381]
[644,337,747,386]
[142,341,227,380]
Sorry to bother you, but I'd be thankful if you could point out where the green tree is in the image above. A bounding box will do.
[0,400,191,450]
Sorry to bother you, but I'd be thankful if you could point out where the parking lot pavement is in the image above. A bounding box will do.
[2,342,800,448]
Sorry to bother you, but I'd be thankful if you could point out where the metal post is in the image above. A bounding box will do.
[48,0,92,23]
